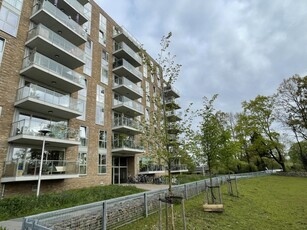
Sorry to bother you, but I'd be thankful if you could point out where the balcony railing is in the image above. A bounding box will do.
[139,164,165,173]
[112,140,144,151]
[16,84,83,113]
[113,96,143,114]
[165,97,180,105]
[2,159,79,178]
[166,110,182,118]
[164,85,180,97]
[113,26,141,51]
[32,0,87,41]
[113,117,142,131]
[113,76,143,96]
[64,0,88,20]
[27,24,84,62]
[114,42,142,66]
[113,59,142,82]
[21,52,85,89]
[166,164,188,172]
[11,119,80,141]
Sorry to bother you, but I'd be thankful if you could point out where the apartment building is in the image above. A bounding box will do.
[0,0,184,197]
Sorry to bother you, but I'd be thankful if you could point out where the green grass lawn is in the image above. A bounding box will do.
[118,176,307,230]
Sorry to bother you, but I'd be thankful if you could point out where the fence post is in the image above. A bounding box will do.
[196,182,198,195]
[144,192,148,217]
[102,201,107,230]
[184,184,188,199]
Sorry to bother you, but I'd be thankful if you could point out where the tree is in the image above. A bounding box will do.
[242,95,286,171]
[288,141,307,171]
[275,74,307,141]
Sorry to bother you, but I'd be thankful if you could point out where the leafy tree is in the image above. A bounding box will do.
[275,74,307,141]
[288,141,307,171]
[242,95,286,171]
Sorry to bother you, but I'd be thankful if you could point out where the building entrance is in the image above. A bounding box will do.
[112,157,128,184]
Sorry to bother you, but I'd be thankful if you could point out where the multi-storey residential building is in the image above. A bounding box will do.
[0,0,184,197]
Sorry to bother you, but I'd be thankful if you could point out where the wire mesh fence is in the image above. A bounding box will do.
[22,171,267,230]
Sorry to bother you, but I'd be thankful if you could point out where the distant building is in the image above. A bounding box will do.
[0,0,186,197]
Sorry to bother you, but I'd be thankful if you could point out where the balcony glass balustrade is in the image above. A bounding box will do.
[112,140,144,151]
[113,96,143,114]
[113,26,141,51]
[166,110,182,118]
[16,84,83,113]
[27,24,84,62]
[2,159,79,178]
[164,85,180,97]
[22,52,85,89]
[64,0,87,20]
[113,76,143,97]
[32,0,87,41]
[139,164,165,173]
[113,59,142,82]
[113,117,142,131]
[114,42,142,66]
[11,119,80,141]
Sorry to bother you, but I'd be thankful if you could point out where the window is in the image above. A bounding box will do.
[99,30,106,45]
[0,38,5,65]
[5,0,23,11]
[77,80,87,120]
[99,130,107,149]
[143,63,148,78]
[96,105,104,125]
[100,66,108,84]
[98,153,106,174]
[83,40,92,76]
[79,152,87,175]
[80,126,88,146]
[0,5,19,36]
[83,3,92,35]
[102,50,108,65]
[96,85,105,103]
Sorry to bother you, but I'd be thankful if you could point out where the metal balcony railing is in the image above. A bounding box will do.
[2,159,79,178]
[11,119,80,141]
[113,26,141,50]
[139,164,165,173]
[22,52,85,87]
[16,84,84,113]
[32,0,87,40]
[27,24,85,61]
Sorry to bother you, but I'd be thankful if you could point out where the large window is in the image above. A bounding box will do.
[80,126,88,146]
[99,14,107,45]
[98,130,107,174]
[83,40,92,76]
[0,38,5,66]
[96,85,105,125]
[77,79,87,120]
[100,66,108,85]
[0,0,23,37]
[99,130,107,149]
[83,3,92,35]
[78,152,87,175]
[98,154,106,174]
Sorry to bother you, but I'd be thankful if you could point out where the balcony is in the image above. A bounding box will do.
[8,119,80,148]
[113,76,143,100]
[112,140,144,155]
[113,96,144,116]
[26,24,85,69]
[56,0,88,25]
[20,52,85,93]
[15,84,83,119]
[1,159,79,183]
[31,0,87,46]
[139,164,165,175]
[169,164,188,173]
[113,59,142,83]
[168,123,181,134]
[113,26,141,52]
[164,85,180,98]
[166,110,182,121]
[77,0,89,5]
[113,42,142,67]
[165,97,181,110]
[112,117,143,135]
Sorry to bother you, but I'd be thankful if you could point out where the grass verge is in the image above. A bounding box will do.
[0,185,144,221]
[118,176,307,230]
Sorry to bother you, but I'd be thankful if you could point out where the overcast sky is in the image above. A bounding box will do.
[96,0,307,114]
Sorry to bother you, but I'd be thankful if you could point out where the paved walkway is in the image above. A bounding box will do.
[0,184,169,230]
